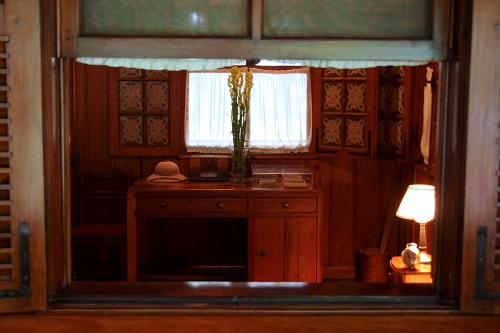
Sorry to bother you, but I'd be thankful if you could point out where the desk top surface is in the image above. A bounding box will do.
[129,177,321,195]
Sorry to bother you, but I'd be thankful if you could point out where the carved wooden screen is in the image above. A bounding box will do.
[109,67,175,156]
[317,67,376,157]
[377,66,412,161]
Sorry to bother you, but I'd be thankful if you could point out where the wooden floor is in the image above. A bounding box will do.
[1,313,499,333]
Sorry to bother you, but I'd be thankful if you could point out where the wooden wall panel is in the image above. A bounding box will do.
[86,66,111,168]
[355,160,383,250]
[306,157,331,271]
[329,158,355,269]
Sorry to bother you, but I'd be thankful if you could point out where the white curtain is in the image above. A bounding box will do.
[420,67,433,165]
[185,67,311,153]
[185,68,238,152]
[77,57,427,71]
[249,67,311,153]
[76,57,246,71]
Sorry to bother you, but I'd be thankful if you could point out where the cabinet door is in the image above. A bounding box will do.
[253,217,318,282]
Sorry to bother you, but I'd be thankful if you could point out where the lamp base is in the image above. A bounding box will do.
[419,250,432,264]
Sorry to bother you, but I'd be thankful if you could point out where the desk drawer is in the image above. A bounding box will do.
[136,197,247,214]
[253,197,317,213]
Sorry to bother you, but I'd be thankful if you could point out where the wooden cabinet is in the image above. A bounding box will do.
[127,179,322,283]
[252,217,318,282]
[250,196,321,282]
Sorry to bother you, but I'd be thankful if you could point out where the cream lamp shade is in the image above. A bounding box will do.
[396,184,435,223]
[396,184,435,264]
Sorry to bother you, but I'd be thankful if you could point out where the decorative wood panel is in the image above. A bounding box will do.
[317,68,376,157]
[377,66,424,163]
[377,66,405,158]
[109,67,176,156]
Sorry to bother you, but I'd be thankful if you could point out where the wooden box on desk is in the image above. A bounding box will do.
[390,256,432,284]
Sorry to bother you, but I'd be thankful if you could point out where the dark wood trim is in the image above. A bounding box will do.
[58,0,79,57]
[433,0,473,300]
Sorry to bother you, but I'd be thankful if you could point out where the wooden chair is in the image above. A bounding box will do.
[71,168,130,281]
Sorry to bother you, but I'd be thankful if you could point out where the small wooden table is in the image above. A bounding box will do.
[390,256,432,283]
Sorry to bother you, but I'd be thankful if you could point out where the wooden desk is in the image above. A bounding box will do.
[127,178,322,283]
[390,256,432,283]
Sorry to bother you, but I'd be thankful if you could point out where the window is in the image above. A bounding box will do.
[186,67,312,153]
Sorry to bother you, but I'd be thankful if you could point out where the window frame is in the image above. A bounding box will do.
[27,0,500,316]
[53,61,458,311]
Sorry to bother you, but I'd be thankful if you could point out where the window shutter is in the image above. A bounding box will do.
[0,30,16,295]
[0,0,46,313]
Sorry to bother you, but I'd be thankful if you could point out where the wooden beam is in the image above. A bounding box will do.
[432,0,452,59]
[58,0,79,57]
[251,0,262,41]
[77,37,439,61]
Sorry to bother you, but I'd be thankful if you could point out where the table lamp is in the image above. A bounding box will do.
[396,184,435,264]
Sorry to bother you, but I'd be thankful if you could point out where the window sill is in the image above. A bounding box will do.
[178,152,319,160]
[50,280,454,314]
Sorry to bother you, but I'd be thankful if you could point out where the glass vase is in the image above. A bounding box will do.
[229,145,249,184]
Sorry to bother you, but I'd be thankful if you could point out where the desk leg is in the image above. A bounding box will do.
[127,191,137,282]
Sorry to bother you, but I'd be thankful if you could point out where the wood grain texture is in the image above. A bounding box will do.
[461,0,500,314]
[1,314,499,333]
[0,0,47,313]
[77,37,439,61]
[58,0,78,57]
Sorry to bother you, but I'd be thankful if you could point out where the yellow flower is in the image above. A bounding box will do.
[228,66,253,152]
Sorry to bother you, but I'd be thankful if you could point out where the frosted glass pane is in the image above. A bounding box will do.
[82,0,249,37]
[264,0,431,38]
